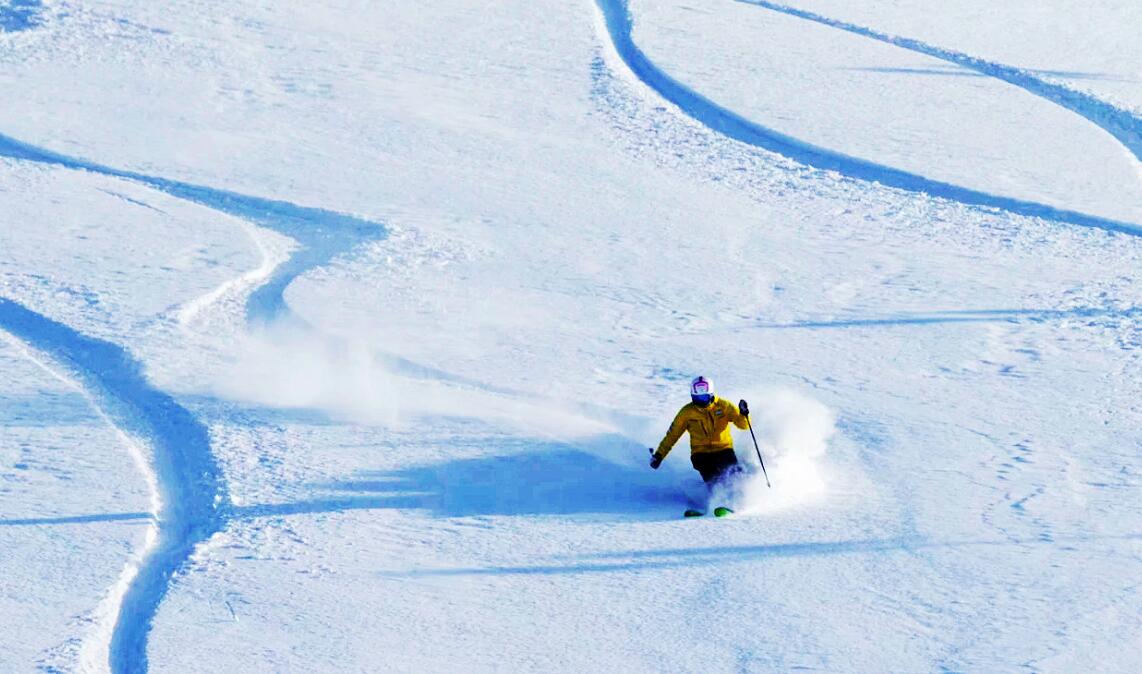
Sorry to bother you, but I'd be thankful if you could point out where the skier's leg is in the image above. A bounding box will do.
[702,449,743,507]
[691,449,740,484]
[690,452,724,486]
[708,449,740,485]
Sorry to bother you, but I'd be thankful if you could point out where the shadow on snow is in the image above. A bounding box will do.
[393,531,1142,577]
[751,306,1141,330]
[0,0,42,33]
[2,447,684,526]
[0,299,223,674]
[244,447,681,520]
[0,512,153,526]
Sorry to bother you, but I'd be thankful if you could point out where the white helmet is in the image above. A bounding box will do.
[690,376,714,403]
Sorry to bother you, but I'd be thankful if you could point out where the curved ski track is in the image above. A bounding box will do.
[735,0,1141,163]
[0,299,222,674]
[594,0,1141,236]
[0,133,383,325]
[0,134,385,672]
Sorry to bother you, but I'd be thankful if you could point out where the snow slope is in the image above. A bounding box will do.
[1,0,1140,672]
[0,334,151,672]
[621,0,1142,226]
[752,0,1142,116]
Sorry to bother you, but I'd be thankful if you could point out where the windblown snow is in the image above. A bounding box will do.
[1,1,1139,672]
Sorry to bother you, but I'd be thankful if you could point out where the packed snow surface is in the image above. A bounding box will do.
[1,0,1139,672]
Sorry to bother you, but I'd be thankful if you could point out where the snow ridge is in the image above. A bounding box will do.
[0,299,225,674]
[593,0,1140,235]
[735,0,1142,163]
[0,132,385,325]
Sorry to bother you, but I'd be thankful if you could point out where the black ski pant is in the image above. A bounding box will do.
[691,448,741,487]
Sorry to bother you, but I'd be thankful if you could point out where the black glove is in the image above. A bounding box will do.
[738,399,749,417]
[648,448,662,469]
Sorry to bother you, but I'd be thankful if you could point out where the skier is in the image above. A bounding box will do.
[649,376,750,503]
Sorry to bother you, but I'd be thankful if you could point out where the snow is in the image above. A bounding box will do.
[0,328,151,672]
[755,0,1142,116]
[631,0,1142,225]
[1,0,1140,672]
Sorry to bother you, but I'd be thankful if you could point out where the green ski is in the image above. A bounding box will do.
[684,507,734,518]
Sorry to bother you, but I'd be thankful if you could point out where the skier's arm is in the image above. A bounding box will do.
[728,399,750,430]
[654,409,688,460]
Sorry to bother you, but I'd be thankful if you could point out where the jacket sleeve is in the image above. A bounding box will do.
[726,399,750,430]
[654,408,688,459]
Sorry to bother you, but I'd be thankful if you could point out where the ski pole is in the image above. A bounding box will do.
[745,417,771,488]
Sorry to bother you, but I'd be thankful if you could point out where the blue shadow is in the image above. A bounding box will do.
[841,66,983,78]
[0,0,42,32]
[2,448,676,527]
[595,0,1140,235]
[753,306,1140,330]
[0,299,225,674]
[394,531,1142,577]
[399,537,913,576]
[0,512,152,526]
[239,447,682,521]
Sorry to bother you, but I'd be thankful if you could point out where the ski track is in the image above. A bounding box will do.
[0,132,384,326]
[594,0,1141,236]
[735,0,1142,164]
[0,299,222,674]
[0,132,387,672]
[175,217,282,328]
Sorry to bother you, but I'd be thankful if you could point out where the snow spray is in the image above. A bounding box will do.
[213,321,615,436]
[714,388,836,513]
[216,322,404,425]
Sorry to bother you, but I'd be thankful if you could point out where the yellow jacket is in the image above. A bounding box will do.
[654,396,749,459]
